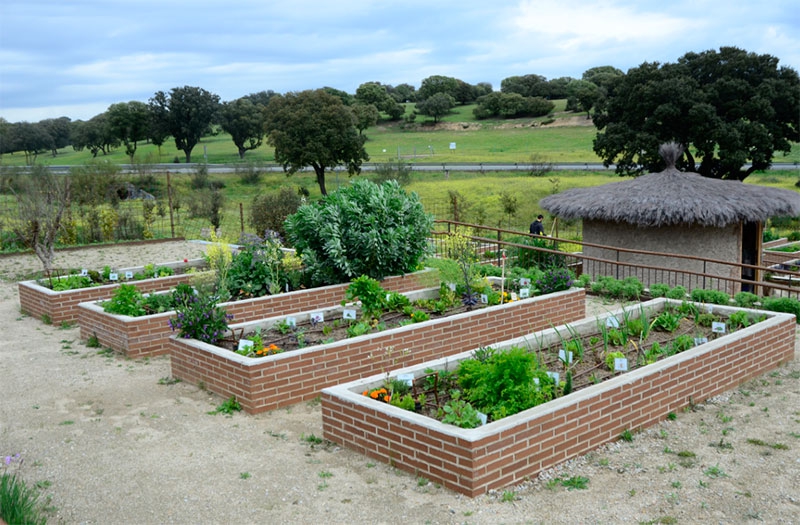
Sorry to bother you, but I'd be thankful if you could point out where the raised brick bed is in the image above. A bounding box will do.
[320,299,795,497]
[77,268,438,358]
[18,259,208,324]
[168,287,586,413]
[762,240,800,266]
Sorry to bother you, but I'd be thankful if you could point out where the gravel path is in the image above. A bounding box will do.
[1,241,798,524]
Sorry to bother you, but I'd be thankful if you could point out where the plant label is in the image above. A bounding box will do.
[547,371,560,384]
[342,309,357,320]
[480,294,488,304]
[124,271,134,280]
[386,294,392,302]
[510,292,518,301]
[519,288,530,298]
[694,337,708,346]
[310,312,324,324]
[606,317,620,328]
[447,282,456,291]
[477,411,487,426]
[286,317,297,328]
[558,349,573,364]
[533,377,540,386]
[520,278,531,287]
[80,269,88,276]
[237,339,254,351]
[614,357,628,371]
[109,273,119,281]
[712,321,726,334]
[397,373,414,387]
[706,305,714,314]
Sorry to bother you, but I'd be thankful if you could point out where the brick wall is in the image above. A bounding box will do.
[77,268,439,358]
[762,248,800,267]
[320,303,795,497]
[168,288,586,413]
[19,272,206,325]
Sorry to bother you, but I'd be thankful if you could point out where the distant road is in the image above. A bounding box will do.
[36,162,800,174]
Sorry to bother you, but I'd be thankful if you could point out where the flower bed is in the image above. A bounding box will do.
[78,268,439,358]
[168,287,586,413]
[18,259,208,324]
[320,299,796,497]
[762,241,800,266]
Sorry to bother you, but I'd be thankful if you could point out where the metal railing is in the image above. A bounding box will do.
[432,220,800,299]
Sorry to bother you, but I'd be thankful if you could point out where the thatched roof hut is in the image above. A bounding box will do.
[540,143,800,293]
[540,143,800,227]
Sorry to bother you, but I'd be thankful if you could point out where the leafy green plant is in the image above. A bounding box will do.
[605,351,626,371]
[410,309,430,323]
[695,312,718,328]
[652,311,682,333]
[665,286,687,300]
[690,288,730,305]
[208,396,241,415]
[102,284,146,316]
[346,321,373,338]
[343,276,387,320]
[733,292,759,308]
[668,334,694,355]
[441,392,482,429]
[226,238,287,299]
[560,475,589,490]
[649,283,670,297]
[726,311,752,329]
[761,296,800,321]
[285,179,433,285]
[535,267,574,295]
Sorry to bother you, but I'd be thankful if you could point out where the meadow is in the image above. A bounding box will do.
[1,100,798,249]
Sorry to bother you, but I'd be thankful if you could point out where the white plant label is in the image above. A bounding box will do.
[510,292,518,301]
[310,312,324,324]
[694,337,708,346]
[237,339,254,351]
[614,357,629,371]
[342,309,357,320]
[520,278,531,287]
[397,373,414,387]
[447,282,457,291]
[124,271,134,280]
[533,377,540,386]
[712,321,726,334]
[386,294,392,301]
[558,349,573,364]
[286,317,297,328]
[547,371,560,384]
[606,317,620,328]
[80,269,88,276]
[706,305,714,314]
[519,288,530,299]
[477,411,488,426]
[109,273,119,281]
[480,294,488,304]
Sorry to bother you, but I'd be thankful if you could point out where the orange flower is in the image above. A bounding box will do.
[269,344,279,351]
[384,396,391,403]
[370,391,379,399]
[362,390,369,396]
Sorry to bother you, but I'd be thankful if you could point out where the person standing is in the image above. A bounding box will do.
[530,214,545,236]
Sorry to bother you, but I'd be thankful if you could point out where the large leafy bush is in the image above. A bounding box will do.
[285,179,432,285]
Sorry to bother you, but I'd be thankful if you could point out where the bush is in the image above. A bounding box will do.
[665,286,687,300]
[236,162,263,185]
[649,283,670,298]
[512,235,565,270]
[733,292,759,308]
[760,296,800,321]
[249,187,302,240]
[190,164,210,189]
[690,288,730,305]
[285,179,432,286]
[372,161,412,186]
[535,267,574,295]
[168,288,232,344]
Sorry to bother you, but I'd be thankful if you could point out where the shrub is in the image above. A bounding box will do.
[249,187,302,240]
[690,288,730,305]
[788,231,800,242]
[760,296,800,321]
[168,288,232,344]
[649,283,670,298]
[236,162,263,185]
[535,267,574,295]
[190,163,210,189]
[733,292,759,308]
[226,238,287,299]
[285,179,432,286]
[665,286,687,300]
[512,235,565,270]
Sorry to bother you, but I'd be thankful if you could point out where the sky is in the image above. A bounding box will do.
[1,0,799,123]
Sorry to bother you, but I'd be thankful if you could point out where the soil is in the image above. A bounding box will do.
[1,240,799,524]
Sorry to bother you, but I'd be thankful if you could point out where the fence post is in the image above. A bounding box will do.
[239,202,244,234]
[166,170,175,238]
[497,230,502,266]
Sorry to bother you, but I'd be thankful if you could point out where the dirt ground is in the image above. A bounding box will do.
[1,240,798,524]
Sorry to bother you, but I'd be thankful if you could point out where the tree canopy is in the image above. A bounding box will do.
[264,89,368,195]
[593,47,800,180]
[218,97,266,159]
[107,101,149,162]
[149,86,220,163]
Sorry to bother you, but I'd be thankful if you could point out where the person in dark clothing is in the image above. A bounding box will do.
[530,214,545,236]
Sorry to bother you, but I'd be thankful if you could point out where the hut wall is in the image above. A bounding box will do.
[582,220,741,294]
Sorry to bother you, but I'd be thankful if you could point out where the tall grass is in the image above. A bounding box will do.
[0,470,47,525]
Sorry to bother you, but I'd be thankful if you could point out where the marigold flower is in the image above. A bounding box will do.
[362,390,369,396]
[370,391,379,399]
[384,396,391,403]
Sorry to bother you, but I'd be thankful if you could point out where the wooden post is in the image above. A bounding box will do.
[166,171,175,238]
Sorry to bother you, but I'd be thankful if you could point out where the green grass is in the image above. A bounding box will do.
[0,472,47,525]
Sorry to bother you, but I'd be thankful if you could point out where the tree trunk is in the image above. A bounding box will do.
[313,164,327,195]
[238,148,246,160]
[184,149,192,163]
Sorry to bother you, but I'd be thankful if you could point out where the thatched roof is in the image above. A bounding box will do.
[540,143,800,228]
